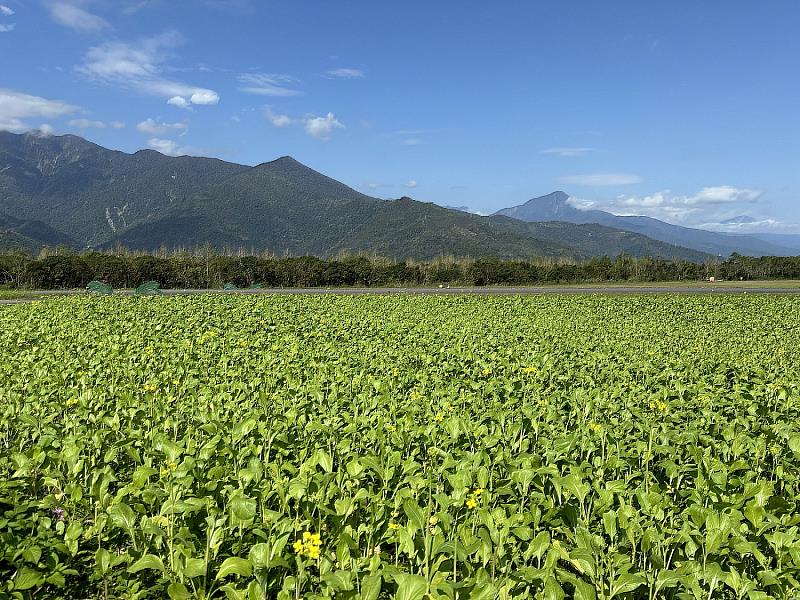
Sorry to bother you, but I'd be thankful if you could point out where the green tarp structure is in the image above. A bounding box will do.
[86,280,113,295]
[135,281,163,295]
[249,283,263,289]
[223,282,238,290]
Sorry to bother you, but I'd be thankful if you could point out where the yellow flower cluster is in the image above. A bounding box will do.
[522,366,538,374]
[587,422,604,434]
[388,522,400,531]
[293,531,321,559]
[481,367,492,377]
[433,412,445,423]
[143,383,159,393]
[160,462,177,478]
[465,488,483,509]
[649,399,668,414]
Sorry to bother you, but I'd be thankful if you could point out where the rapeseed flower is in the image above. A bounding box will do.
[294,531,322,559]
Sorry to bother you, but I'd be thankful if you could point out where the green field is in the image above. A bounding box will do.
[1,295,799,599]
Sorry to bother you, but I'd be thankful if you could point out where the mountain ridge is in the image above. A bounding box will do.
[1,132,714,261]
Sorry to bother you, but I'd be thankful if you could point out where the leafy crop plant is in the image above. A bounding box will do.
[1,295,799,599]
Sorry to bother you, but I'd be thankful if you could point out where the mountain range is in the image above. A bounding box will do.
[0,131,793,261]
[494,191,796,257]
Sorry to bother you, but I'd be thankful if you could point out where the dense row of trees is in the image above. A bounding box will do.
[1,248,799,289]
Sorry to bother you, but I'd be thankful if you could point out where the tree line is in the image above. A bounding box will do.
[1,248,799,289]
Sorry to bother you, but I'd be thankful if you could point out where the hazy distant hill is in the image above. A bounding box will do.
[495,191,795,257]
[0,132,712,261]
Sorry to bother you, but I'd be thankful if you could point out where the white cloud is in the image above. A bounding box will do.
[0,5,14,16]
[401,138,422,146]
[37,124,55,136]
[136,117,188,135]
[327,68,364,78]
[238,73,300,97]
[167,95,190,109]
[559,173,642,186]
[572,186,766,225]
[0,88,78,132]
[110,120,125,129]
[304,112,343,140]
[264,106,291,127]
[78,32,220,107]
[404,180,418,188]
[147,137,182,156]
[189,90,219,105]
[48,2,110,32]
[542,147,594,157]
[0,23,14,32]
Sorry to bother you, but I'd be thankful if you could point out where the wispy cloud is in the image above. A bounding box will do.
[68,118,107,129]
[37,123,55,136]
[401,138,422,146]
[0,88,79,132]
[263,106,292,127]
[559,173,642,186]
[697,217,794,233]
[78,31,220,107]
[542,147,594,157]
[404,180,418,188]
[47,1,110,32]
[237,73,300,97]
[136,117,188,135]
[147,137,182,156]
[326,68,364,79]
[0,5,14,16]
[0,23,13,32]
[304,112,343,140]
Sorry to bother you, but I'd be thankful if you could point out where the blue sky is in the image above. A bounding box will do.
[1,1,799,231]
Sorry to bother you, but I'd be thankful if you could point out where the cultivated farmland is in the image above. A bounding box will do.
[1,295,799,599]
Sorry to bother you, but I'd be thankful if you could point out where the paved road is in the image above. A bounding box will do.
[3,285,800,304]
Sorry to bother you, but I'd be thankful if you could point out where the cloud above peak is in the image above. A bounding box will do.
[47,1,110,32]
[77,32,220,107]
[559,173,642,186]
[0,88,79,132]
[136,118,188,135]
[304,112,343,140]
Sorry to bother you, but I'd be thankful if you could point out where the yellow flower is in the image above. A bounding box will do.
[587,422,603,434]
[388,522,400,531]
[294,531,322,559]
[466,498,478,509]
[522,366,537,374]
[433,412,444,423]
[481,367,492,377]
